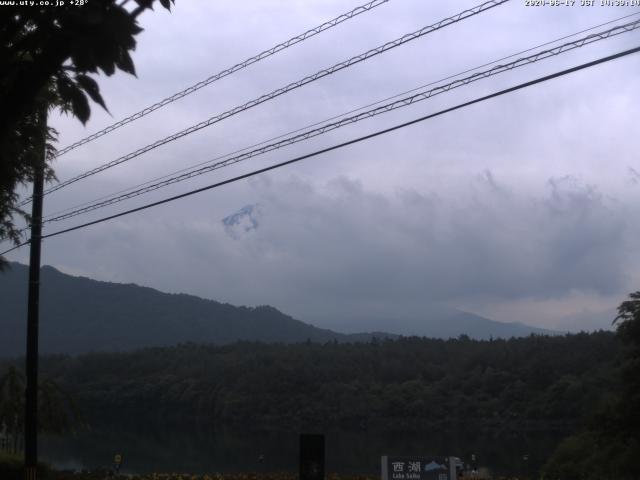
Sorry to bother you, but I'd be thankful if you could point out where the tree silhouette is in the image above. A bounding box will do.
[613,291,640,442]
[0,366,84,454]
[0,0,175,267]
[614,291,640,344]
[543,291,640,480]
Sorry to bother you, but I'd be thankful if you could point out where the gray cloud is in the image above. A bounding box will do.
[35,171,636,328]
[5,0,640,330]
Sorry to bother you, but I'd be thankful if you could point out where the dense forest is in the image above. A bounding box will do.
[4,324,640,478]
[1,332,620,432]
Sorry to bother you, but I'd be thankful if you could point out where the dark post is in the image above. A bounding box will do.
[300,434,325,480]
[24,106,46,480]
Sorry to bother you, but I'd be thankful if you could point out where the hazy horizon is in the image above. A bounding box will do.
[5,260,615,335]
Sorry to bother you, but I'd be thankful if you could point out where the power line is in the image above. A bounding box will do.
[54,0,392,158]
[22,0,508,205]
[39,19,640,225]
[1,242,26,256]
[41,11,640,222]
[3,44,637,256]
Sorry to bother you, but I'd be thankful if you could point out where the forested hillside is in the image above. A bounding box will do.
[1,263,556,358]
[21,331,619,432]
[0,263,365,356]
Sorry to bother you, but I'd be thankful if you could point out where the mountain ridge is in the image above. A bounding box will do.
[1,262,554,357]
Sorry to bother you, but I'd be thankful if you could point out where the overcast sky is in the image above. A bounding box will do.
[5,0,640,331]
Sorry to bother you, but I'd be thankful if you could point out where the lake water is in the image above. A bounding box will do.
[40,422,565,476]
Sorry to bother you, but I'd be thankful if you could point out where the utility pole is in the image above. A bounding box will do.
[24,105,46,480]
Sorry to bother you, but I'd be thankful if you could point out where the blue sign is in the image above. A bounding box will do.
[381,456,460,480]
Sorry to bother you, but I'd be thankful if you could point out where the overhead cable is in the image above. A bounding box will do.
[24,0,508,205]
[2,43,637,257]
[40,19,640,224]
[42,11,640,221]
[54,0,393,158]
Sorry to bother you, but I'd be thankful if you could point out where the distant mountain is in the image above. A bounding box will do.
[1,263,554,357]
[320,309,556,340]
[556,308,616,332]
